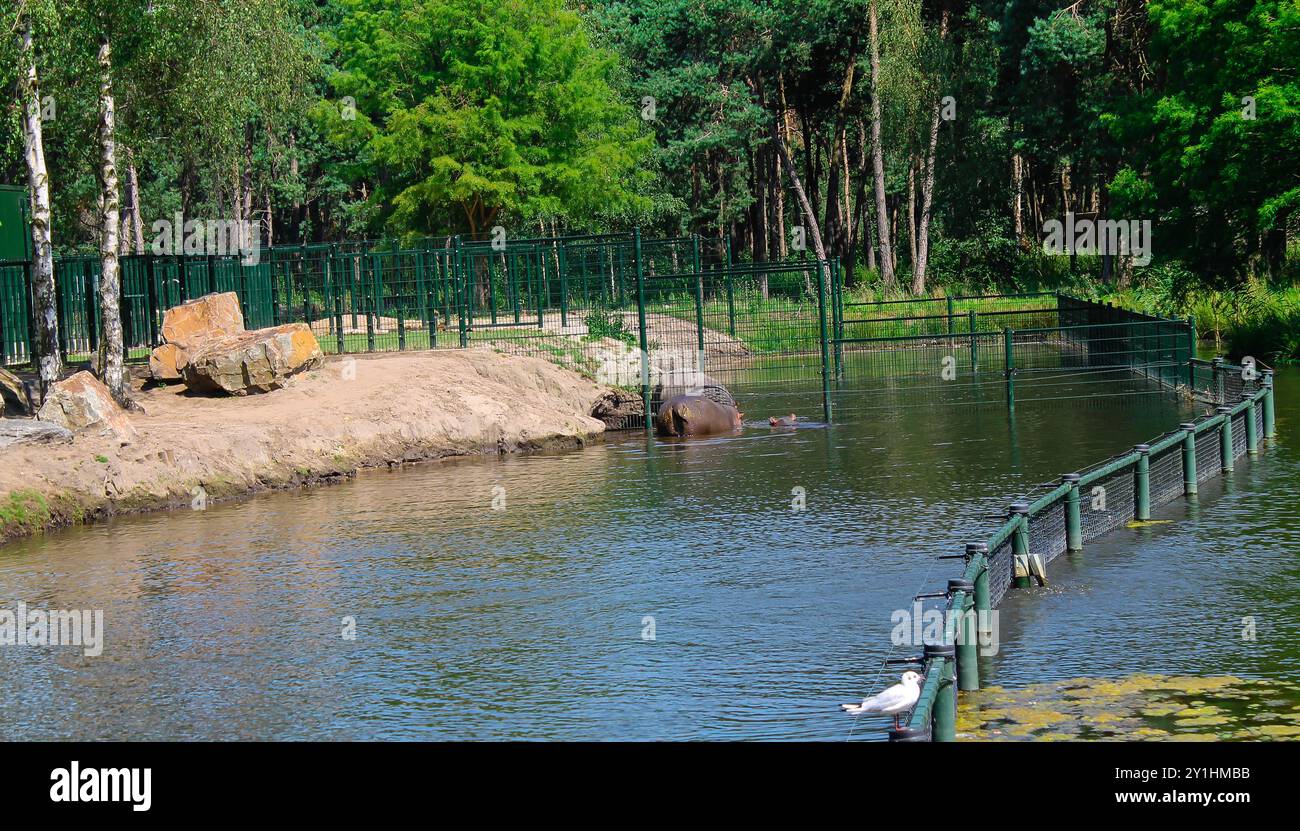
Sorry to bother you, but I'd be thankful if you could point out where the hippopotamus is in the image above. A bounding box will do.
[768,413,797,427]
[655,394,744,437]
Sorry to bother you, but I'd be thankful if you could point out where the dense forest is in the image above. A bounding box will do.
[4,0,1299,362]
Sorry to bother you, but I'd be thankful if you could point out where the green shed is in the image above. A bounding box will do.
[0,184,32,262]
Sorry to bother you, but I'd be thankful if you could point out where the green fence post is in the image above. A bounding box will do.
[968,310,977,374]
[946,296,955,339]
[634,227,651,433]
[1245,396,1258,455]
[815,260,833,423]
[1263,370,1276,438]
[1010,502,1031,588]
[1135,444,1151,521]
[950,579,979,692]
[833,259,844,382]
[725,269,736,337]
[967,543,991,639]
[1181,423,1198,496]
[1217,406,1233,473]
[1063,473,1082,551]
[692,235,705,357]
[928,643,957,743]
[455,237,468,348]
[1003,327,1015,411]
[967,546,993,645]
[1186,318,1197,389]
[558,241,569,329]
[367,252,378,352]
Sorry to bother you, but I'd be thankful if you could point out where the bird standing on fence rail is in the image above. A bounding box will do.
[841,671,922,728]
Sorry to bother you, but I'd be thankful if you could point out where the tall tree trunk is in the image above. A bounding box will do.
[1012,153,1025,246]
[265,191,274,248]
[907,161,918,273]
[913,10,949,297]
[96,38,131,408]
[772,121,830,298]
[867,0,896,290]
[18,15,61,395]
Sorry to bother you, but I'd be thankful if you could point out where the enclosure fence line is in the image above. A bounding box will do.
[885,358,1276,742]
[2,229,1199,429]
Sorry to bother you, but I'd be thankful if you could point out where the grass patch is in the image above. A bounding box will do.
[0,490,53,538]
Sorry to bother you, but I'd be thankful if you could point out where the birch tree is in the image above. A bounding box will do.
[15,5,61,394]
[95,35,131,408]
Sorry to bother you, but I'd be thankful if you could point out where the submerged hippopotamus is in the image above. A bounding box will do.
[768,413,797,427]
[655,394,744,437]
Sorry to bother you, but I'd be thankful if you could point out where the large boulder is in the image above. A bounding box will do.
[160,292,245,348]
[0,419,73,451]
[181,323,324,395]
[148,343,189,382]
[150,292,245,382]
[35,371,138,442]
[0,367,31,416]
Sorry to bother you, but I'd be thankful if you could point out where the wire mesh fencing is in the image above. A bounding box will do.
[891,358,1278,742]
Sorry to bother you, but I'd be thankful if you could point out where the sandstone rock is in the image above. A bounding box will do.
[148,343,189,382]
[0,419,73,451]
[0,367,31,416]
[36,371,138,442]
[160,292,245,349]
[182,323,324,395]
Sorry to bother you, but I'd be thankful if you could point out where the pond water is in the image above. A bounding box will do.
[0,367,1293,740]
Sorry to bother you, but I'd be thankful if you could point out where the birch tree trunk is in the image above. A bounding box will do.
[96,37,131,408]
[911,10,949,296]
[867,0,896,290]
[772,121,830,299]
[18,15,62,395]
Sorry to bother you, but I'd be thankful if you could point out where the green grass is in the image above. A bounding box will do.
[0,489,52,537]
[1104,279,1300,364]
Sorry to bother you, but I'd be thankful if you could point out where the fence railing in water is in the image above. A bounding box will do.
[887,358,1277,742]
[2,230,1197,429]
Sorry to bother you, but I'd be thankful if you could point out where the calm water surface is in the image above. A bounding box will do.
[1,369,1294,740]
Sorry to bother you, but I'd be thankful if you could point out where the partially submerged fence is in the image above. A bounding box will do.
[887,358,1277,742]
[2,230,1197,429]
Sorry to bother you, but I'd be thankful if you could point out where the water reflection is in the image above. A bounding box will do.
[0,370,1291,740]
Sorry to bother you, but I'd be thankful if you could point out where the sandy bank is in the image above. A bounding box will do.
[0,348,609,544]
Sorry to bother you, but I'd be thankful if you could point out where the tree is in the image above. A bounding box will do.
[12,2,62,395]
[331,0,651,237]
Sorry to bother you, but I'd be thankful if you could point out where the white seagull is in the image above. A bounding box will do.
[841,671,923,728]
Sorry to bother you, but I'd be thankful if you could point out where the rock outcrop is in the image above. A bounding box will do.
[149,292,245,382]
[181,323,324,395]
[148,343,188,382]
[0,420,73,451]
[35,371,138,443]
[0,367,31,416]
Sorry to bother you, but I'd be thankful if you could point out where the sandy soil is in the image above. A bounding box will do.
[0,348,608,544]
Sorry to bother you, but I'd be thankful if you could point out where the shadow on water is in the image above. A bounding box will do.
[0,368,1293,740]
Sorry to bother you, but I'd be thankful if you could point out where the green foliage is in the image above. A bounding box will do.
[1105,0,1300,281]
[583,306,637,345]
[330,0,651,237]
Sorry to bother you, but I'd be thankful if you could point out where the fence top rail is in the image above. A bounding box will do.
[1009,318,1189,336]
[896,380,1276,740]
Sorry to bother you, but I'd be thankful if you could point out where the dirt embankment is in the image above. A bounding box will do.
[0,349,608,545]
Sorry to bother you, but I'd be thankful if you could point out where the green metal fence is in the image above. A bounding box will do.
[3,231,1199,433]
[888,358,1275,742]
